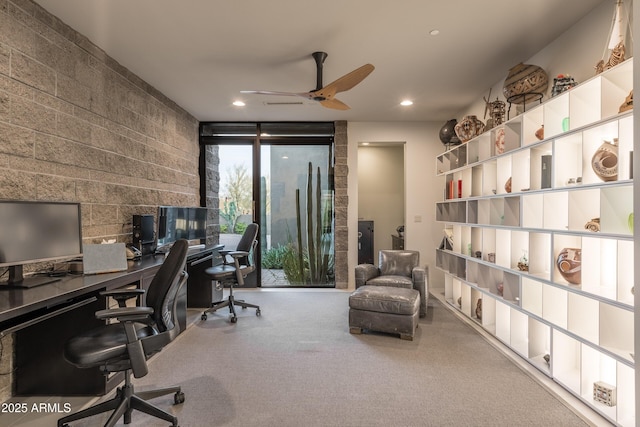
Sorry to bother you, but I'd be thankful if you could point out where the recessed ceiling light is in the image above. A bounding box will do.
[429,29,440,36]
[361,142,370,146]
[400,100,413,106]
[233,100,245,107]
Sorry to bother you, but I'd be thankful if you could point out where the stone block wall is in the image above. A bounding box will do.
[0,0,200,245]
[0,0,200,401]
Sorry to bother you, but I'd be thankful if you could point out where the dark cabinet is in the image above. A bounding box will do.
[358,220,374,264]
[186,248,223,308]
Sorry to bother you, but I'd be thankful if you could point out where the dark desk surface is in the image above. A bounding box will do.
[0,244,222,326]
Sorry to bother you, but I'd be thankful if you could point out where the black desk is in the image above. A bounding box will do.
[0,244,222,397]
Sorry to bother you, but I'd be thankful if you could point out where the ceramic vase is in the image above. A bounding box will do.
[504,177,512,193]
[495,127,505,154]
[591,139,618,182]
[439,119,461,146]
[454,115,485,143]
[502,63,549,104]
[557,247,581,285]
[551,74,577,97]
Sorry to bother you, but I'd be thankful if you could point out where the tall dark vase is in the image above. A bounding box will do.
[439,119,461,146]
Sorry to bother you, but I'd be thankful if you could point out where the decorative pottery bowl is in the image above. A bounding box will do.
[503,63,548,104]
[557,247,581,284]
[591,139,618,182]
[551,74,577,97]
[454,115,485,143]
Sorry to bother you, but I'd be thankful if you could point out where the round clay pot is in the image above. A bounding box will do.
[503,63,549,104]
[557,247,581,285]
[454,115,485,143]
[591,139,618,182]
[439,119,461,146]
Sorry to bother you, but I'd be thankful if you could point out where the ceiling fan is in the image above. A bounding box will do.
[241,51,374,110]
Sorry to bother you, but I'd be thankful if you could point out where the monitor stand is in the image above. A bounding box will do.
[0,265,61,290]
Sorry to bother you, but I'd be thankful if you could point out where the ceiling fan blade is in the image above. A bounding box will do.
[240,58,373,111]
[323,63,374,94]
[320,98,350,110]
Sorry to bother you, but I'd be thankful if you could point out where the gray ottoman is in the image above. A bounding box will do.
[349,285,420,340]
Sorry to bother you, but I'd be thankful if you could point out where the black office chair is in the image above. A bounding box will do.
[201,223,261,323]
[58,239,190,427]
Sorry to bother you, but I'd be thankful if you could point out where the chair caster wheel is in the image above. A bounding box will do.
[174,391,185,405]
[201,313,207,321]
[256,309,261,316]
[230,316,237,323]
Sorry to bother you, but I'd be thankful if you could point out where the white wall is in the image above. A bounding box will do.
[358,145,404,262]
[461,1,616,119]
[348,122,445,289]
[345,1,625,297]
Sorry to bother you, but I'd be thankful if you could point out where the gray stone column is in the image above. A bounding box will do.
[334,121,348,289]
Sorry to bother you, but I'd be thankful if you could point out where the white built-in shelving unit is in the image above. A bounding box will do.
[435,59,634,426]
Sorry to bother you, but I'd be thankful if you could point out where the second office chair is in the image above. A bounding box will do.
[201,223,261,323]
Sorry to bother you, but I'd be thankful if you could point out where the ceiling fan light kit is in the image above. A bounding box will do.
[241,51,374,110]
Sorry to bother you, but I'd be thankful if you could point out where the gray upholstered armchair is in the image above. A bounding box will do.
[355,250,428,317]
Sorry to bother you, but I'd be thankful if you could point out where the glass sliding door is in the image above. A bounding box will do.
[200,122,335,288]
[217,144,257,287]
[260,144,334,287]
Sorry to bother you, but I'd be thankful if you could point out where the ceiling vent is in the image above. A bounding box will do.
[263,101,305,106]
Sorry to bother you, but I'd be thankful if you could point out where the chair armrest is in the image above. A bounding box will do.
[100,288,145,307]
[219,249,249,265]
[355,264,380,288]
[228,250,249,258]
[95,306,154,379]
[411,265,429,317]
[95,306,154,322]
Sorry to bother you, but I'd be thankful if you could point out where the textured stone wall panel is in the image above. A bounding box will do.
[0,0,200,248]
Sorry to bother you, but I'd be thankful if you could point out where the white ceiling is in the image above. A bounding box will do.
[33,0,606,123]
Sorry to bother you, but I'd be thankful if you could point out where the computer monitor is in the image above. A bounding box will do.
[0,200,83,289]
[156,206,188,249]
[156,206,209,250]
[188,207,208,240]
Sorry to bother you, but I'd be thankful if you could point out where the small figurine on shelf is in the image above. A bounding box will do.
[584,218,601,232]
[619,90,633,113]
[483,91,506,130]
[517,250,529,271]
[595,0,628,74]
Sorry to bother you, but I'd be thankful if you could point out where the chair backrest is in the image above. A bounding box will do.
[235,223,259,268]
[379,250,419,277]
[145,239,189,333]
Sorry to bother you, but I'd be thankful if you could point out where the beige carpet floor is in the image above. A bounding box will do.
[7,290,596,426]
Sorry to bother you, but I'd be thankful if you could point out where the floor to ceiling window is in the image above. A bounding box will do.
[200,122,335,288]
